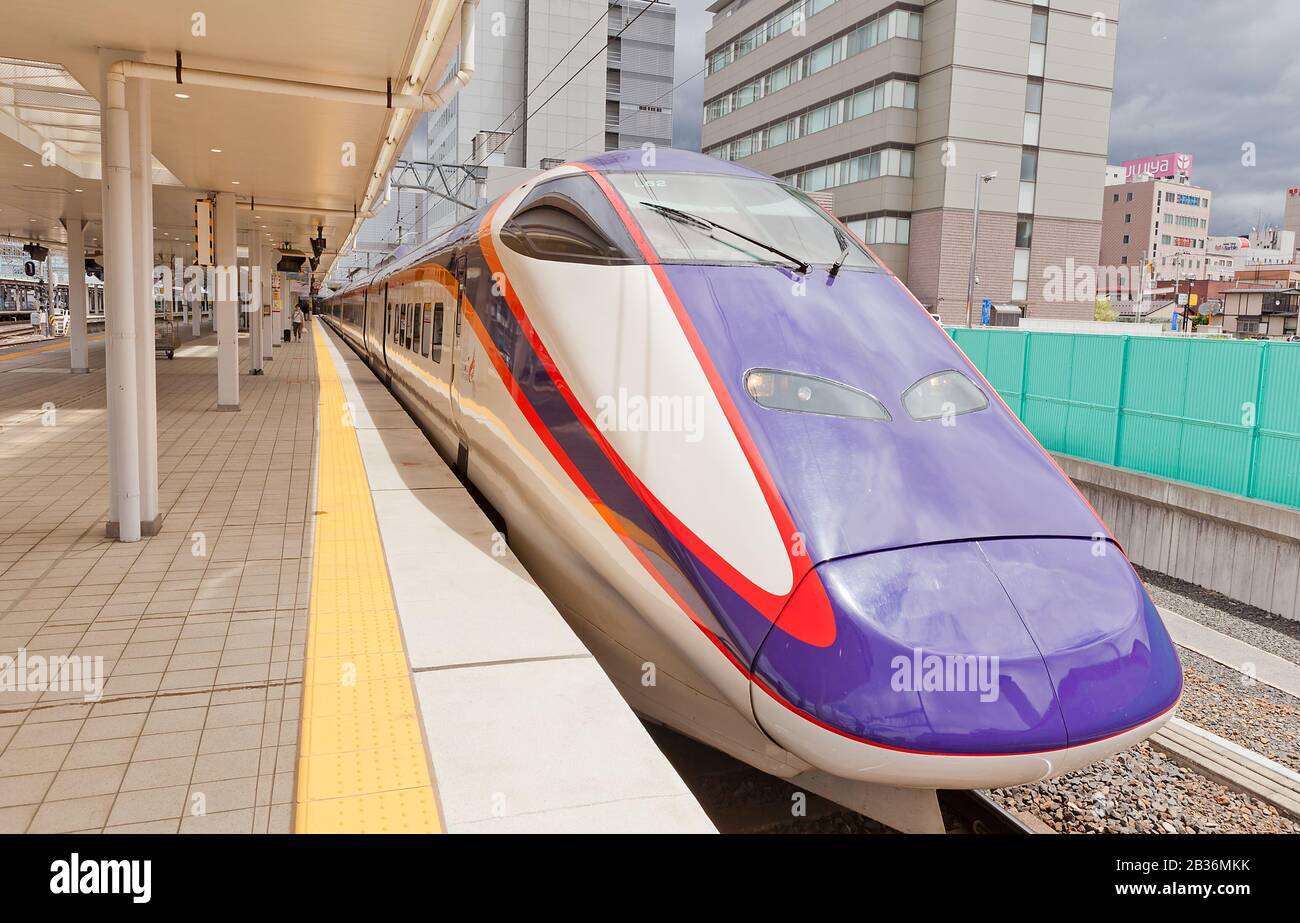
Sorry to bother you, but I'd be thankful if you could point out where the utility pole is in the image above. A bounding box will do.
[966,171,998,327]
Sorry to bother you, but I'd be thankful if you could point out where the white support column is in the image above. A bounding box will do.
[101,62,141,542]
[170,254,181,334]
[248,238,263,374]
[261,245,273,361]
[64,198,89,372]
[215,192,239,409]
[128,75,160,534]
[191,255,201,337]
[44,262,54,334]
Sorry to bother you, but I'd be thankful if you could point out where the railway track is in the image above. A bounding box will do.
[938,789,1038,834]
[644,722,1040,834]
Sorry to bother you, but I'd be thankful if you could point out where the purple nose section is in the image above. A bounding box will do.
[977,538,1182,746]
[752,539,1181,755]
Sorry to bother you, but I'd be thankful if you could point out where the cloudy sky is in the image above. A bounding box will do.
[671,0,1298,234]
[1110,0,1299,235]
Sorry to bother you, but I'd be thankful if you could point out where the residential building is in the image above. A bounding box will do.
[1219,265,1300,339]
[701,0,1119,322]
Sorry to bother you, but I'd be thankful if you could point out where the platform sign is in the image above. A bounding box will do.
[981,298,991,326]
[194,199,215,266]
[1177,292,1189,306]
[1190,293,1199,307]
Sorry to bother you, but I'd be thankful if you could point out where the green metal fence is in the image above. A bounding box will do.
[947,328,1300,510]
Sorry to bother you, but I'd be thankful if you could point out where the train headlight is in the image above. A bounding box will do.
[744,369,891,421]
[901,370,989,421]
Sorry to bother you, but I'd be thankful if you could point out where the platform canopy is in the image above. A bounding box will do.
[0,0,457,276]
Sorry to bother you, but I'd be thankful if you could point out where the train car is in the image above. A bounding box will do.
[321,149,1182,792]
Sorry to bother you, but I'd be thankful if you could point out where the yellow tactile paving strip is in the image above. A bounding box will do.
[295,319,442,833]
[0,334,104,362]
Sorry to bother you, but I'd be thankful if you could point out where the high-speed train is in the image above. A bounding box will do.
[321,149,1182,790]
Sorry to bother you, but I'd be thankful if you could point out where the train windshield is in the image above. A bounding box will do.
[604,172,879,273]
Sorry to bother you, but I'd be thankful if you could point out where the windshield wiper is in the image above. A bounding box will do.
[828,226,850,279]
[639,201,810,274]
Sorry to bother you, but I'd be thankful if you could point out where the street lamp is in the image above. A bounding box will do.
[966,170,998,327]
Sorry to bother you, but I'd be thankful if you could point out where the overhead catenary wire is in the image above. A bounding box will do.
[474,1,625,159]
[333,1,688,281]
[466,0,663,168]
[333,58,708,283]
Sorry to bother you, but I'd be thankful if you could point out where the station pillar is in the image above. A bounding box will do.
[248,238,263,374]
[261,245,274,362]
[128,75,161,534]
[215,192,239,409]
[100,56,141,542]
[191,262,202,337]
[63,197,89,373]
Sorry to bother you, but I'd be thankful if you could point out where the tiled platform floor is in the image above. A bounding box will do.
[0,328,317,833]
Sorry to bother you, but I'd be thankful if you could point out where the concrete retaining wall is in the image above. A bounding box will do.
[1055,453,1300,623]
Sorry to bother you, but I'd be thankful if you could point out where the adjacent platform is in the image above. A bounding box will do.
[0,328,311,833]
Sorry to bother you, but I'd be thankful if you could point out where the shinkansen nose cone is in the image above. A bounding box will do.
[751,538,1182,755]
[658,263,1106,563]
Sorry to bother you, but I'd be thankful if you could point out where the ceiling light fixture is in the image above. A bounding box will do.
[174,92,190,99]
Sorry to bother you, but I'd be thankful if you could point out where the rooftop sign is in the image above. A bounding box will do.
[1122,152,1193,181]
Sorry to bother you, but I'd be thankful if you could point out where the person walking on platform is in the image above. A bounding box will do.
[292,304,304,342]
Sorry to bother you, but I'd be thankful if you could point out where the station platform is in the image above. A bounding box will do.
[0,319,712,834]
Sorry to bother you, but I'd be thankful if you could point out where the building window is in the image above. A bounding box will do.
[1016,217,1033,249]
[1126,191,1133,201]
[703,7,923,122]
[783,147,914,191]
[1018,181,1036,214]
[1122,234,1129,244]
[1029,9,1048,76]
[706,77,919,162]
[847,213,911,245]
[1112,193,1119,203]
[1124,213,1131,224]
[1021,150,1039,182]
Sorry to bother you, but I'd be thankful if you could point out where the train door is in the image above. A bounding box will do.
[448,251,471,466]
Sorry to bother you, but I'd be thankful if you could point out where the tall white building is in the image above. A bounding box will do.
[332,0,675,283]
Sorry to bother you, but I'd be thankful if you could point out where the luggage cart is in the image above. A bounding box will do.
[154,312,176,359]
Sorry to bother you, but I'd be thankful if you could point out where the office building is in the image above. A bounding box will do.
[701,0,1119,322]
[1098,172,1212,282]
[333,0,675,281]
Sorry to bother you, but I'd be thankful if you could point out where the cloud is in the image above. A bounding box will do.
[1110,0,1300,234]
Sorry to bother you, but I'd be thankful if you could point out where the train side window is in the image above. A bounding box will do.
[421,303,433,357]
[500,174,638,265]
[406,304,414,351]
[413,302,423,355]
[432,302,444,363]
